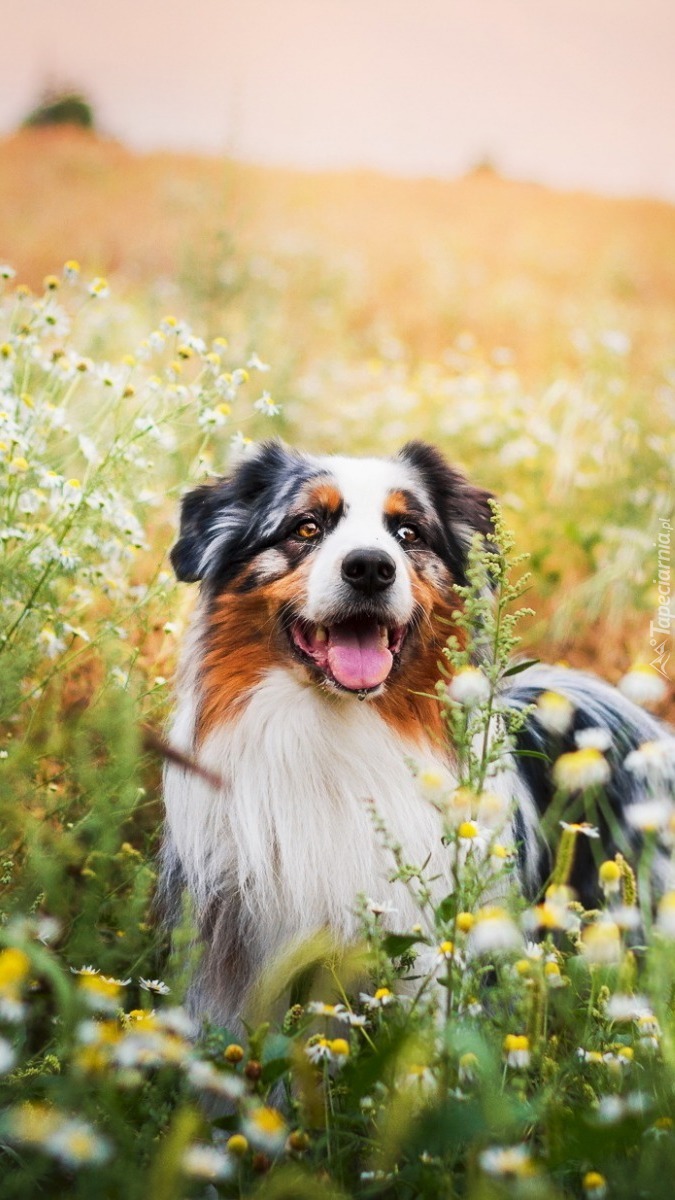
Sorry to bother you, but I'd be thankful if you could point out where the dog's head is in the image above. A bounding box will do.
[171,441,493,699]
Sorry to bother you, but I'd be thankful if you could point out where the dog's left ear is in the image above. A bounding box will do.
[170,479,234,583]
[398,440,494,581]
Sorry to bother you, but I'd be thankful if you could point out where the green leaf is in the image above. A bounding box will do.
[382,933,426,957]
[502,658,540,677]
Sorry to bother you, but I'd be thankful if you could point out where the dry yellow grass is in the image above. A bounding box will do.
[3,127,675,384]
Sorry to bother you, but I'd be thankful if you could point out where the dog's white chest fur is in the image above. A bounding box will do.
[165,668,455,956]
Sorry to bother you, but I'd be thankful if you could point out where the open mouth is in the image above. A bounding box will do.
[290,616,408,693]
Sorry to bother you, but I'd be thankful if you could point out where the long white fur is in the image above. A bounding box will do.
[164,664,539,1024]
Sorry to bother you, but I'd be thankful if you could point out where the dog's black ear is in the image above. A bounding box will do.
[170,480,233,583]
[170,441,311,584]
[398,440,494,581]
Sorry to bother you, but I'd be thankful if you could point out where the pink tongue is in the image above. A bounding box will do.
[327,623,393,690]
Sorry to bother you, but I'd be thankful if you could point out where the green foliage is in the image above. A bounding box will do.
[22,91,94,131]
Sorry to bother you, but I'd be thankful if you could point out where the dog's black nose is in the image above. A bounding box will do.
[341,548,396,594]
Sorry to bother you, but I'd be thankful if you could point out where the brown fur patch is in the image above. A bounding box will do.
[384,489,412,519]
[303,480,343,515]
[197,563,311,741]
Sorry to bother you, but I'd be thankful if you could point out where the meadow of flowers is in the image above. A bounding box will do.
[0,129,674,1197]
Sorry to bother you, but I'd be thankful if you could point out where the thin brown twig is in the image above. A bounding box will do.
[141,726,224,791]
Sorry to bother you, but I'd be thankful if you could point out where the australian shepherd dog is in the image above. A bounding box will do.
[161,440,673,1031]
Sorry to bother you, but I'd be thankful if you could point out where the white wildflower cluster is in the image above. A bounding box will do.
[0,266,278,693]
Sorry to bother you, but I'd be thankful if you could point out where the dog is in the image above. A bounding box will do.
[161,440,673,1031]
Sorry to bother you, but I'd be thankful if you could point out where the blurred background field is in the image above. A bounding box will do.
[2,124,674,688]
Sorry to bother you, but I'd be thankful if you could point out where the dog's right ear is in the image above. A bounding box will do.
[170,480,233,583]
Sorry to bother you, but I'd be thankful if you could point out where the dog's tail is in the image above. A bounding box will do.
[503,664,675,906]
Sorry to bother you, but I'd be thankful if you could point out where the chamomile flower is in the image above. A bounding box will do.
[404,1063,435,1090]
[305,1036,333,1064]
[182,1144,233,1181]
[466,906,523,957]
[553,748,610,791]
[77,974,127,1012]
[583,1171,607,1198]
[581,921,622,965]
[306,1002,367,1027]
[45,1118,111,1167]
[544,960,566,988]
[0,940,30,998]
[637,1014,661,1050]
[253,390,281,416]
[605,994,653,1022]
[446,666,491,707]
[655,891,675,937]
[0,1036,16,1073]
[625,798,673,833]
[242,1105,287,1153]
[443,786,475,826]
[624,740,675,784]
[139,977,170,995]
[480,1144,534,1178]
[37,626,67,659]
[575,727,613,752]
[360,986,396,1009]
[186,1060,246,1099]
[560,820,600,838]
[307,1000,346,1019]
[599,859,622,896]
[434,940,464,969]
[365,898,398,918]
[247,352,270,372]
[458,1052,479,1085]
[329,1038,350,1066]
[88,277,110,299]
[618,664,668,708]
[536,690,574,734]
[503,1034,531,1068]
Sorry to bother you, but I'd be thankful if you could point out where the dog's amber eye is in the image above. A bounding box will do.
[396,524,419,544]
[295,519,321,540]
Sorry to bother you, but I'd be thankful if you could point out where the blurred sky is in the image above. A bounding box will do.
[4,0,675,198]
